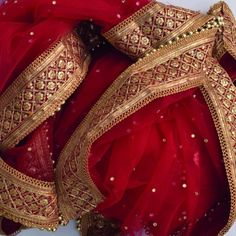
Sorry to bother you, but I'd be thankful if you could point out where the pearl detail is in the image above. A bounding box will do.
[142,16,224,59]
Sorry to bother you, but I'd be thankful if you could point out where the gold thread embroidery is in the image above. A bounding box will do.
[209,1,236,60]
[55,5,236,235]
[0,159,58,229]
[201,57,236,235]
[103,1,213,59]
[0,33,90,150]
[56,30,222,221]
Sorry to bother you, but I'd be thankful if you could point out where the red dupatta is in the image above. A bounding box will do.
[0,0,148,234]
[0,1,235,235]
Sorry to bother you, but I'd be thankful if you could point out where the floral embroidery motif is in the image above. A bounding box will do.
[0,159,58,229]
[209,2,236,59]
[57,31,220,221]
[0,33,90,150]
[103,2,206,59]
[201,58,236,235]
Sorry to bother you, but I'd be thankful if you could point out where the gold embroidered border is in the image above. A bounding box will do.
[0,32,90,150]
[201,57,236,235]
[0,159,58,229]
[56,30,222,220]
[209,1,236,60]
[103,1,159,41]
[57,28,236,234]
[103,1,213,59]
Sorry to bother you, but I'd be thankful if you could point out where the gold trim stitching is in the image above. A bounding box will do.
[0,33,90,150]
[103,1,213,59]
[56,29,220,220]
[202,57,236,235]
[209,1,236,60]
[57,27,236,235]
[0,159,58,229]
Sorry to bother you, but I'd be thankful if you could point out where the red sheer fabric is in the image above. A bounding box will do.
[0,0,235,235]
[53,46,132,159]
[220,53,236,84]
[89,88,230,235]
[0,0,148,93]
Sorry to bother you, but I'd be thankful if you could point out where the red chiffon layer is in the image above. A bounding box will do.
[0,0,235,235]
[0,0,148,93]
[90,87,230,235]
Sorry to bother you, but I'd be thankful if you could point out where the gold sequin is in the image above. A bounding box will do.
[36,81,45,90]
[196,52,204,60]
[48,70,56,79]
[131,35,139,43]
[67,61,74,69]
[3,121,10,130]
[141,37,149,45]
[232,106,236,114]
[24,92,33,100]
[47,82,56,90]
[58,60,65,68]
[23,102,32,111]
[40,199,49,206]
[221,79,229,87]
[35,92,44,101]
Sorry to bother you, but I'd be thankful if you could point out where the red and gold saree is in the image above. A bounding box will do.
[0,0,235,235]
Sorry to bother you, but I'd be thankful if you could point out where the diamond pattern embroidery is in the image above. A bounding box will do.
[0,33,88,149]
[106,3,198,59]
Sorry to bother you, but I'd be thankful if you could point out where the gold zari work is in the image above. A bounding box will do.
[103,1,212,59]
[57,27,236,236]
[0,1,235,235]
[0,33,90,150]
[0,32,90,229]
[0,159,58,229]
[209,2,236,60]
